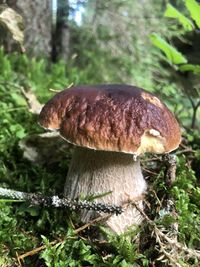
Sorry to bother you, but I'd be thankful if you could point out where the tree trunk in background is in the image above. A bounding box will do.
[52,0,70,62]
[7,0,52,58]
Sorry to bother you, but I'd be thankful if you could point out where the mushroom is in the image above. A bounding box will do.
[39,84,181,234]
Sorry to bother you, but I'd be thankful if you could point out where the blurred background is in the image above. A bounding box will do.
[1,0,200,126]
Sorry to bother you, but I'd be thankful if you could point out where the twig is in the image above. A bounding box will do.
[16,199,143,263]
[0,187,123,215]
[155,229,182,267]
[16,213,111,264]
[49,82,74,93]
[142,167,158,175]
[16,239,59,264]
[49,88,62,92]
[134,203,200,264]
[20,87,43,114]
[175,148,194,155]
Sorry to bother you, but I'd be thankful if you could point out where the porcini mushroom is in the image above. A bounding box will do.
[39,84,181,233]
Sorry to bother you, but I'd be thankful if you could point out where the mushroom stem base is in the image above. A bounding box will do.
[64,147,146,234]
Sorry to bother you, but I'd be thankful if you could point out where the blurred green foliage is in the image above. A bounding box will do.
[150,0,200,129]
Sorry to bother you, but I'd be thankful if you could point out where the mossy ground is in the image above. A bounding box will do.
[0,50,200,267]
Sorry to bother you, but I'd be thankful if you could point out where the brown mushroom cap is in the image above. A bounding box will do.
[39,84,181,155]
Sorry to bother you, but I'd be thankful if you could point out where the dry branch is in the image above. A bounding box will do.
[134,203,200,266]
[16,213,111,264]
[0,187,123,215]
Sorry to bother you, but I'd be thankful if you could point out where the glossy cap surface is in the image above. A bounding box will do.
[39,84,181,154]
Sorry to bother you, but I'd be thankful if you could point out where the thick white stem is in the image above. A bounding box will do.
[64,147,147,234]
